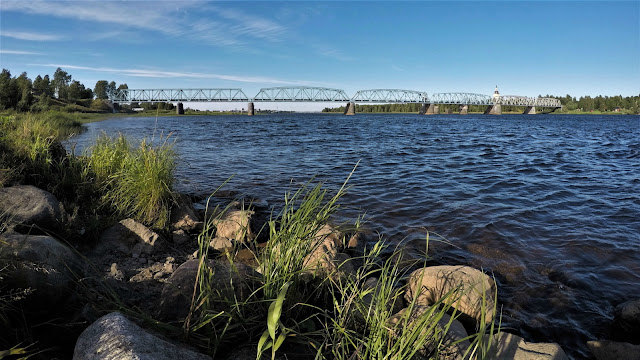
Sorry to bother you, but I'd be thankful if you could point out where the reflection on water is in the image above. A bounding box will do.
[68,113,640,359]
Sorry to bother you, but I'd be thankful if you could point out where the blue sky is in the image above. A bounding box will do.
[1,1,638,110]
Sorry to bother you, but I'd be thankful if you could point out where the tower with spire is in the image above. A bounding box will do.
[493,85,500,100]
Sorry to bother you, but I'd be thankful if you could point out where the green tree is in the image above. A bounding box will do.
[0,69,18,109]
[107,81,116,98]
[94,80,109,99]
[15,72,33,111]
[53,67,72,99]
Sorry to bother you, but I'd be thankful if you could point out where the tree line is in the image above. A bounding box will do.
[0,67,127,113]
[322,94,640,114]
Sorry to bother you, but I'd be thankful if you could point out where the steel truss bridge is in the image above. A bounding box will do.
[108,87,561,114]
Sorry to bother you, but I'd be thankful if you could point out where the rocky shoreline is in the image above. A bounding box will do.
[1,184,639,360]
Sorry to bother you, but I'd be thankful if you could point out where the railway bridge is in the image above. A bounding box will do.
[108,86,561,115]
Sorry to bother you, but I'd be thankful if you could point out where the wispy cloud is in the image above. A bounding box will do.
[1,50,43,55]
[313,44,355,62]
[1,31,65,41]
[31,63,322,86]
[1,1,289,48]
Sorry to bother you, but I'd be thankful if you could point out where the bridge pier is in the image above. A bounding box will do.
[459,105,469,115]
[423,103,437,115]
[484,104,502,115]
[344,102,356,115]
[177,102,184,115]
[445,108,452,114]
[247,102,255,116]
[433,105,440,114]
[523,106,536,114]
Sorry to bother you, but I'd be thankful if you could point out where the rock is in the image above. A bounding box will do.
[172,229,191,245]
[388,305,470,359]
[171,194,201,232]
[96,218,163,256]
[157,259,256,322]
[405,265,496,324]
[484,332,569,360]
[0,231,81,310]
[213,209,255,243]
[73,312,212,360]
[614,299,640,341]
[209,237,233,251]
[109,263,124,281]
[303,224,344,274]
[587,340,640,360]
[0,185,65,233]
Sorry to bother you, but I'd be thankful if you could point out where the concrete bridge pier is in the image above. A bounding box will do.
[247,102,255,116]
[344,102,356,115]
[484,104,502,115]
[177,102,184,115]
[459,105,469,115]
[419,103,427,115]
[433,105,440,114]
[423,103,436,115]
[523,106,536,114]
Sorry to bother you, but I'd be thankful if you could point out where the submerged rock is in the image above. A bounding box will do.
[614,298,640,342]
[0,185,65,233]
[73,312,212,360]
[587,340,640,360]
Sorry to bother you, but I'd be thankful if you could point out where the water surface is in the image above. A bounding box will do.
[69,113,640,359]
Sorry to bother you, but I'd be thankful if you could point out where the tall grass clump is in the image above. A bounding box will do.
[88,133,176,229]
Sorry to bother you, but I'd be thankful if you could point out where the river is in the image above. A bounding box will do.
[68,113,640,359]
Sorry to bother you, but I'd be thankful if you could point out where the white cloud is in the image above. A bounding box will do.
[1,31,65,41]
[0,49,43,55]
[30,63,323,86]
[1,0,289,47]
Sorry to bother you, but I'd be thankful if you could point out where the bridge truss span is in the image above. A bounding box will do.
[253,87,350,102]
[428,93,493,106]
[351,89,427,103]
[534,97,562,108]
[110,88,249,103]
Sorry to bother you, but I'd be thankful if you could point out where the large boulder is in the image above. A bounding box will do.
[484,332,569,360]
[388,305,470,359]
[303,224,344,273]
[614,299,640,342]
[157,259,257,322]
[405,265,496,324]
[0,185,65,233]
[587,340,640,360]
[96,218,163,256]
[73,312,212,360]
[0,231,81,309]
[213,209,255,243]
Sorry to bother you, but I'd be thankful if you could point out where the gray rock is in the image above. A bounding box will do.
[614,299,640,340]
[109,263,124,281]
[209,237,233,251]
[0,231,81,310]
[96,218,163,256]
[587,340,640,360]
[485,332,569,360]
[405,265,496,324]
[0,185,65,233]
[73,312,212,360]
[157,259,256,322]
[212,209,255,243]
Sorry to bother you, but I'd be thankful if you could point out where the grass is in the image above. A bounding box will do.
[87,132,177,230]
[183,172,499,359]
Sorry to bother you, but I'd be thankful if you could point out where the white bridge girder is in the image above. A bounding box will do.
[107,87,562,108]
[253,87,350,102]
[351,89,427,103]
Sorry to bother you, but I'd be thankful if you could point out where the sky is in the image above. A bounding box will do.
[1,0,639,111]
